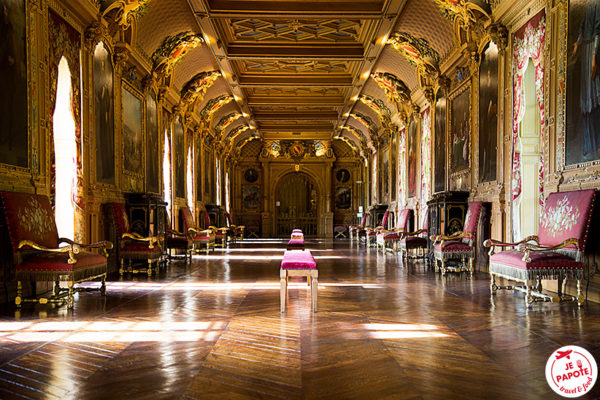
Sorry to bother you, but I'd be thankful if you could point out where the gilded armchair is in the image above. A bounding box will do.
[348,213,368,242]
[104,203,163,276]
[484,190,595,307]
[400,208,429,261]
[1,191,112,309]
[165,217,192,262]
[365,210,390,247]
[182,208,215,254]
[376,209,412,252]
[431,202,485,277]
[225,212,244,242]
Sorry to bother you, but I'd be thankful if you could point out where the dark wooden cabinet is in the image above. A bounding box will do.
[427,191,469,247]
[125,193,168,238]
[367,204,390,228]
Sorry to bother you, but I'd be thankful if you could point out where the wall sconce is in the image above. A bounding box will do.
[294,164,300,172]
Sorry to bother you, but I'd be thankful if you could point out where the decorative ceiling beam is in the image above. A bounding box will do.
[359,95,391,126]
[247,96,345,106]
[101,0,151,29]
[179,70,221,112]
[199,94,234,121]
[214,112,243,133]
[254,111,339,120]
[205,0,384,14]
[349,112,378,135]
[238,75,353,87]
[150,31,203,83]
[226,44,364,58]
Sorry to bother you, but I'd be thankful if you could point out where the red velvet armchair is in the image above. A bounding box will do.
[365,210,390,247]
[225,212,244,242]
[182,208,215,254]
[485,190,595,307]
[400,209,429,261]
[348,213,368,242]
[165,217,192,263]
[376,209,412,252]
[1,191,112,309]
[104,203,162,276]
[431,202,485,277]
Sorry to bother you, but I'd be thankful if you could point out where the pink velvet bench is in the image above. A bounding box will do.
[287,238,305,250]
[280,250,318,313]
[291,230,304,239]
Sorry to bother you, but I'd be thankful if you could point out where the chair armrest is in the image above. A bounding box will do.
[18,240,80,264]
[483,235,539,256]
[59,238,114,257]
[403,229,427,237]
[121,233,161,249]
[430,231,467,244]
[518,237,579,262]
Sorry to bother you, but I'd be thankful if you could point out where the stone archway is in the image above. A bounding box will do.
[274,172,319,237]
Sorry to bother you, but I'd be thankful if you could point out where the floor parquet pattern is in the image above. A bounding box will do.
[0,239,599,399]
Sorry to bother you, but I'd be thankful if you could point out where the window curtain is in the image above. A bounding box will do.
[398,128,407,212]
[186,144,194,217]
[511,10,546,240]
[48,11,83,241]
[420,108,431,227]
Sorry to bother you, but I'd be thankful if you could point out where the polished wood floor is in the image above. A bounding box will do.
[0,239,599,399]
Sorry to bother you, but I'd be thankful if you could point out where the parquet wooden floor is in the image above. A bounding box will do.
[0,239,599,399]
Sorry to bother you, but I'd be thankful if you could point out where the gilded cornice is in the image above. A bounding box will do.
[150,31,203,82]
[100,0,152,29]
[214,112,242,134]
[179,71,221,111]
[199,95,234,121]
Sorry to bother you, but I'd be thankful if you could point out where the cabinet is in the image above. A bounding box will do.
[427,191,469,249]
[124,193,168,238]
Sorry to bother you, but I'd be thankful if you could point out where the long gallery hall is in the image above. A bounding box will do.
[2,0,600,398]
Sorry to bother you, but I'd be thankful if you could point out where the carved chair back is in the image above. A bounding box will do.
[180,207,196,232]
[397,209,412,231]
[461,202,484,246]
[0,192,59,262]
[421,208,429,231]
[537,190,595,261]
[381,211,389,228]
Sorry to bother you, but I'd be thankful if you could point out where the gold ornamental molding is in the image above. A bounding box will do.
[100,0,152,29]
[215,112,243,133]
[199,95,234,121]
[179,70,221,111]
[387,32,441,91]
[349,112,378,136]
[371,72,412,106]
[150,31,203,83]
[359,95,392,127]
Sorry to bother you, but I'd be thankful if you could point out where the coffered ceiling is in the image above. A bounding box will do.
[135,0,457,148]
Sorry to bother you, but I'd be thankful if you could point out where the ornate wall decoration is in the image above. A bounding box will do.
[230,18,361,42]
[225,125,250,142]
[199,95,233,120]
[407,117,418,198]
[180,70,220,110]
[359,95,392,126]
[433,0,491,48]
[478,41,499,183]
[420,108,431,225]
[93,42,115,185]
[388,32,441,89]
[215,112,243,133]
[333,136,360,157]
[100,0,152,29]
[151,31,203,80]
[173,117,185,198]
[262,140,332,160]
[434,89,447,193]
[371,72,412,106]
[511,10,545,239]
[350,112,378,137]
[0,0,27,169]
[341,125,368,145]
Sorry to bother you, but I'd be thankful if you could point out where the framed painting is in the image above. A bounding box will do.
[243,185,259,209]
[450,85,471,173]
[407,117,418,198]
[383,147,390,197]
[145,89,159,193]
[434,89,447,192]
[335,187,351,210]
[173,117,185,199]
[478,41,499,183]
[122,84,143,177]
[94,42,115,184]
[196,140,202,202]
[562,0,600,166]
[204,146,211,199]
[0,0,28,168]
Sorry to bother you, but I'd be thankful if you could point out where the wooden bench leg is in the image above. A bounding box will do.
[280,269,287,313]
[311,272,318,313]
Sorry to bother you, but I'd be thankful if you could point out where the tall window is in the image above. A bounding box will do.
[186,146,194,216]
[163,128,171,218]
[215,157,221,205]
[225,172,230,213]
[53,57,76,240]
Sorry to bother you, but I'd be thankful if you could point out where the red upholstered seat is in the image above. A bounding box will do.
[401,236,427,248]
[434,241,472,253]
[281,250,317,269]
[17,251,106,274]
[166,236,189,248]
[193,233,215,241]
[287,239,305,250]
[384,232,403,240]
[121,241,163,257]
[490,250,581,270]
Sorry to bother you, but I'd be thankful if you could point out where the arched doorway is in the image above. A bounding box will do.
[275,172,318,237]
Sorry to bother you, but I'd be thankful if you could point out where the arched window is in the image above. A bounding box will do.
[225,171,230,213]
[53,57,76,240]
[163,127,172,218]
[215,157,221,206]
[186,146,194,216]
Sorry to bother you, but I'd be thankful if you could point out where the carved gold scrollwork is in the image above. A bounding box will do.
[487,23,508,55]
[100,0,152,29]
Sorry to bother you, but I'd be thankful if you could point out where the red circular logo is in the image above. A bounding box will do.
[546,346,597,398]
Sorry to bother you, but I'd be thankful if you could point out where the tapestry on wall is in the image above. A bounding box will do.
[479,41,499,183]
[566,0,600,165]
[407,117,418,198]
[421,107,431,226]
[0,0,27,168]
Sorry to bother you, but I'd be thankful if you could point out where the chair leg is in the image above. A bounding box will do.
[119,259,125,276]
[490,274,497,295]
[66,281,75,309]
[441,259,446,276]
[54,280,61,297]
[15,281,22,309]
[577,280,584,306]
[147,259,153,276]
[311,275,318,313]
[468,258,474,278]
[100,275,106,296]
[280,270,287,313]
